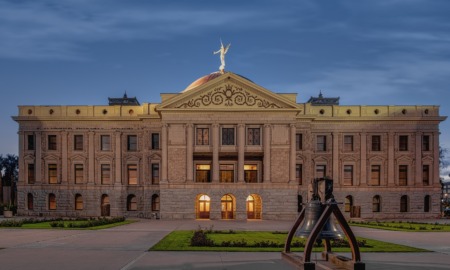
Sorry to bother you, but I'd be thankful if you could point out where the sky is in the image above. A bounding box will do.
[1,0,450,179]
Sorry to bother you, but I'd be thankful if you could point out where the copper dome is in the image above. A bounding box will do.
[182,71,253,93]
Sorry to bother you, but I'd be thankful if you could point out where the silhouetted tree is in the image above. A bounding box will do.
[0,154,19,205]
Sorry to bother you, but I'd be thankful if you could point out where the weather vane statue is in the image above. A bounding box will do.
[213,39,231,73]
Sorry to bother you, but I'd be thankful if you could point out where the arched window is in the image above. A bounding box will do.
[27,193,34,210]
[424,195,431,212]
[101,194,110,217]
[196,194,211,219]
[246,194,262,219]
[152,194,160,211]
[400,195,409,212]
[221,194,235,219]
[127,194,137,211]
[345,195,353,212]
[372,195,381,212]
[48,193,56,210]
[75,194,83,210]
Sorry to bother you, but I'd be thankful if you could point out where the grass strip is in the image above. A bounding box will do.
[350,221,450,232]
[150,231,427,252]
[18,220,135,230]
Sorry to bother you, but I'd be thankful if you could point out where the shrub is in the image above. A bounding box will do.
[190,229,214,247]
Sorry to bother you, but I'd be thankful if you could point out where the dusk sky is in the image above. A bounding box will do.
[1,0,450,178]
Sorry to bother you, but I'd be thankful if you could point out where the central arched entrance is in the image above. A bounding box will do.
[221,194,235,219]
[246,194,262,219]
[101,194,110,216]
[196,194,210,219]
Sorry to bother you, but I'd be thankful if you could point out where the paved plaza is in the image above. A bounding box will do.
[1,218,450,269]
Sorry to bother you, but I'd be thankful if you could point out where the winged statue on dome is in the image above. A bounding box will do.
[213,39,231,73]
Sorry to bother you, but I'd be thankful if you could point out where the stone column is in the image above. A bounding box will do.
[115,131,122,184]
[88,131,95,185]
[186,124,194,182]
[415,132,422,186]
[360,133,367,186]
[212,124,220,182]
[433,132,440,187]
[388,132,395,186]
[35,132,42,183]
[237,124,245,182]
[161,124,168,183]
[332,132,339,184]
[61,131,68,184]
[264,124,272,182]
[289,124,296,183]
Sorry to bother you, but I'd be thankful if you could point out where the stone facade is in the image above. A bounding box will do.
[13,72,446,220]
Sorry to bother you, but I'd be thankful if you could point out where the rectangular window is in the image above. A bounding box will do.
[74,164,84,184]
[317,135,326,151]
[219,164,234,183]
[101,164,111,184]
[48,164,57,184]
[344,135,354,151]
[296,164,303,185]
[127,164,138,185]
[370,165,381,186]
[27,163,35,184]
[343,165,353,186]
[422,135,430,151]
[296,133,303,150]
[196,128,209,145]
[399,165,408,186]
[74,135,83,151]
[27,134,35,150]
[101,135,111,151]
[244,164,258,183]
[247,128,260,145]
[196,164,211,182]
[222,128,235,145]
[423,165,430,186]
[127,135,137,151]
[151,163,160,184]
[399,135,408,151]
[316,165,326,178]
[48,135,57,150]
[151,133,160,150]
[371,135,381,151]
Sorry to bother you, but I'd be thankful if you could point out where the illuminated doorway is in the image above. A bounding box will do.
[197,194,210,219]
[221,194,235,219]
[246,194,262,219]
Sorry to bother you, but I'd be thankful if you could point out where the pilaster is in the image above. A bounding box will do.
[115,131,122,184]
[388,132,395,186]
[212,124,220,182]
[238,124,245,182]
[289,124,296,182]
[61,131,68,184]
[263,124,271,182]
[88,131,95,185]
[186,124,194,182]
[360,132,367,186]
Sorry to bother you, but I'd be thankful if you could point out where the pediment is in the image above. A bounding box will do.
[157,73,300,111]
[369,155,385,162]
[69,154,87,161]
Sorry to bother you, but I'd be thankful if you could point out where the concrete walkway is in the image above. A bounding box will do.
[0,218,450,269]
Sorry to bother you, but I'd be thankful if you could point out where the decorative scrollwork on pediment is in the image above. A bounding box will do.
[176,84,282,109]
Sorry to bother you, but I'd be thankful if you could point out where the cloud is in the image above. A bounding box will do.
[0,0,290,60]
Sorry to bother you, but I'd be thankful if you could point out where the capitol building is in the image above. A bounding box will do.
[13,66,446,220]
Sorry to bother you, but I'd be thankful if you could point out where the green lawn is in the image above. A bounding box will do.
[350,221,450,232]
[18,220,134,230]
[150,230,427,252]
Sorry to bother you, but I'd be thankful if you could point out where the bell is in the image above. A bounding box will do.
[295,200,344,240]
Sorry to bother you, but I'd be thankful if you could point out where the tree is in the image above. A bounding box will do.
[439,146,449,169]
[0,154,19,205]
